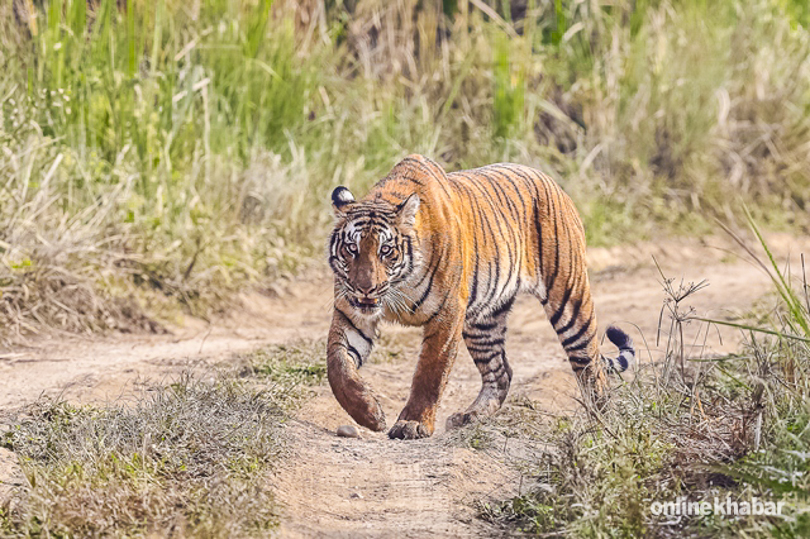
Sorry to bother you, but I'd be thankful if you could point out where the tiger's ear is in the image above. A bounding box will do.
[395,194,420,229]
[331,186,355,216]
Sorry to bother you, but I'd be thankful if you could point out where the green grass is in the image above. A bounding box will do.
[247,339,328,389]
[478,226,810,537]
[1,0,809,340]
[0,342,326,537]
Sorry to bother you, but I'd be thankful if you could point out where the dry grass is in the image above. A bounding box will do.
[0,341,327,537]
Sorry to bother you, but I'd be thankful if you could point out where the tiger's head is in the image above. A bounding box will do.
[328,186,421,316]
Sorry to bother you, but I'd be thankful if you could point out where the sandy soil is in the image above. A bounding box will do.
[1,233,808,537]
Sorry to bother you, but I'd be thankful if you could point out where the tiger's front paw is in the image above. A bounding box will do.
[388,420,431,440]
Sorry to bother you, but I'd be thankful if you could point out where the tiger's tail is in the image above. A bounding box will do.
[602,325,635,374]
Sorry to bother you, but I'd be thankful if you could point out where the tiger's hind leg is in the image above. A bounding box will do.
[539,263,609,409]
[446,303,513,430]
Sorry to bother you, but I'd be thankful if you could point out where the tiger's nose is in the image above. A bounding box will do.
[356,284,374,296]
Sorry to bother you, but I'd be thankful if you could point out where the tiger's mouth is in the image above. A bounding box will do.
[349,296,382,313]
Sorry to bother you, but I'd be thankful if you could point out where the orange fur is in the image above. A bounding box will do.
[327,155,634,439]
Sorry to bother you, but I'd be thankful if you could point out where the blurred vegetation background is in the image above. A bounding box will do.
[1,0,809,339]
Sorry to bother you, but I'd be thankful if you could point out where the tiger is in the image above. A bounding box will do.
[327,154,635,440]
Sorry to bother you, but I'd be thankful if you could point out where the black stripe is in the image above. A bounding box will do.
[396,157,427,185]
[490,295,516,320]
[566,339,590,352]
[562,314,594,348]
[336,308,373,344]
[471,321,498,332]
[484,362,507,379]
[556,298,584,335]
[466,336,505,347]
[549,286,573,327]
[545,185,561,291]
[568,356,591,365]
[346,344,362,367]
[488,168,524,221]
[402,157,454,199]
[473,351,502,364]
[532,197,545,289]
[423,289,452,324]
[410,255,441,311]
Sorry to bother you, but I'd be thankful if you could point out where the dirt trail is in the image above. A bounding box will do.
[1,234,808,537]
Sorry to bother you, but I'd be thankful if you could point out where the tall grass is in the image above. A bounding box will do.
[1,0,809,340]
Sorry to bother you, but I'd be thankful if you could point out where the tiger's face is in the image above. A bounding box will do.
[329,186,420,316]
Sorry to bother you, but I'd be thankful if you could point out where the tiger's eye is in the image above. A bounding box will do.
[380,244,392,256]
[346,243,358,255]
